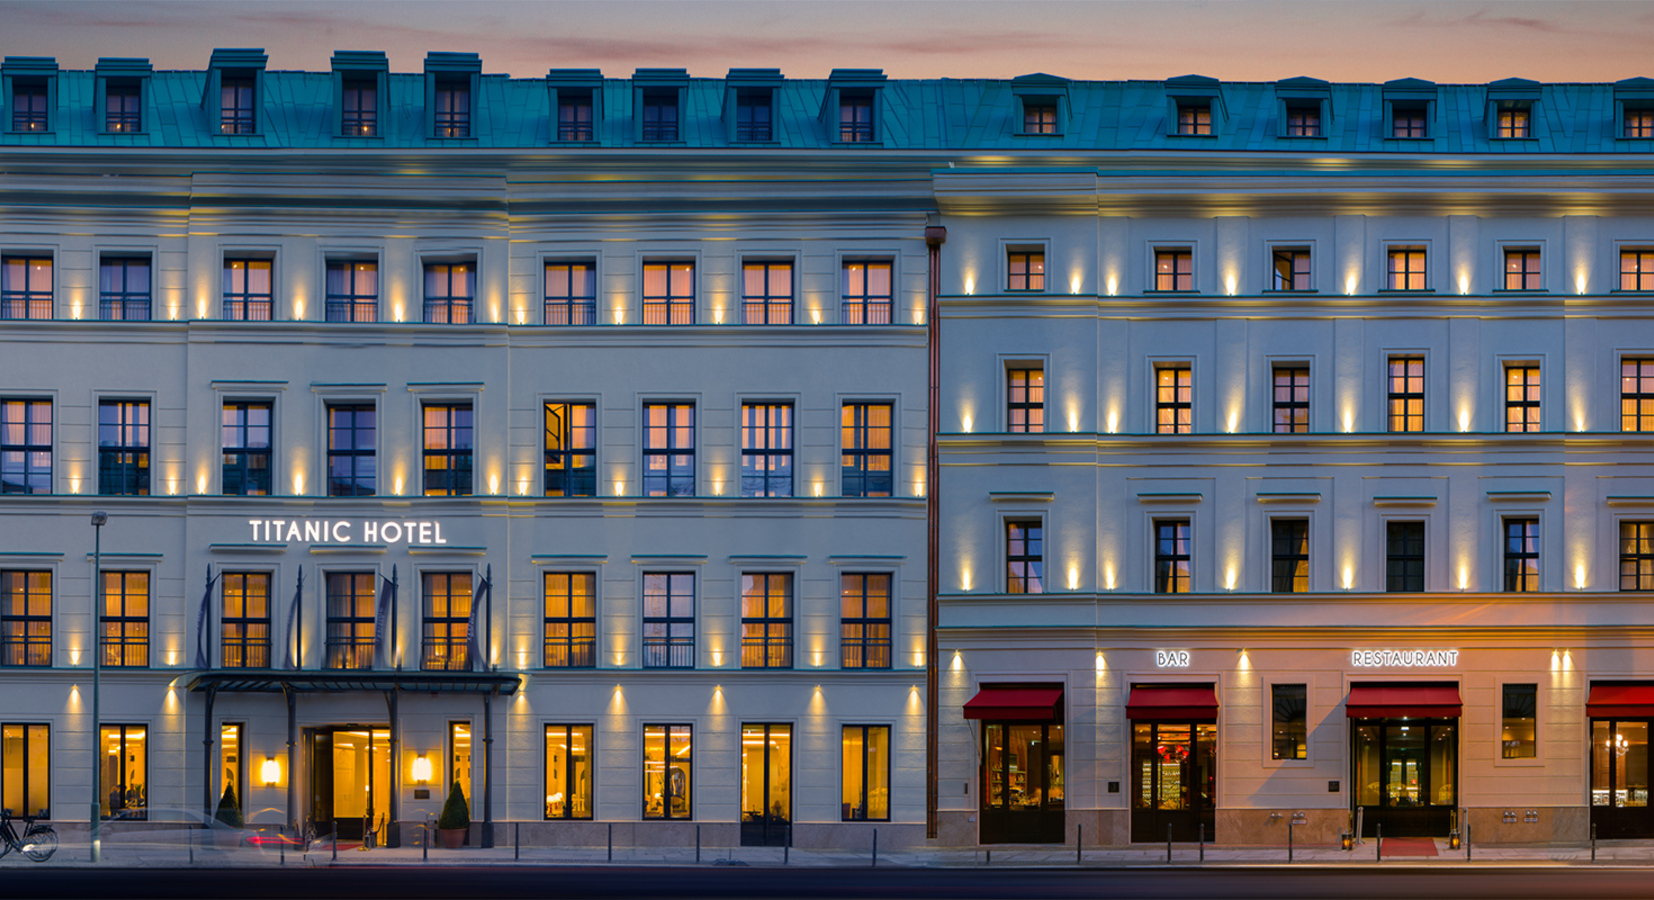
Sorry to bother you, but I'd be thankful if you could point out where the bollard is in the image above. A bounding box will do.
[1288,819,1294,863]
[1166,822,1172,864]
[985,848,990,866]
[189,823,194,864]
[1376,823,1382,863]
[1076,823,1082,865]
[280,826,286,866]
[515,821,520,861]
[785,823,791,866]
[872,828,878,868]
[1592,822,1597,862]
[1199,823,1204,863]
[1466,820,1471,861]
[696,824,701,863]
[423,817,428,862]
[608,823,613,862]
[332,822,338,863]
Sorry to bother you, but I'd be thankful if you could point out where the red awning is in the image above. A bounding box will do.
[1587,684,1654,718]
[962,685,1063,721]
[1125,685,1219,721]
[1346,684,1462,718]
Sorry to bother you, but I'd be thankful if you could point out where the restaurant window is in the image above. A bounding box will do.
[421,572,472,671]
[220,76,255,134]
[1386,521,1426,592]
[642,573,694,669]
[1625,250,1654,291]
[642,262,694,325]
[101,571,148,667]
[1155,366,1192,434]
[0,571,50,667]
[1386,247,1427,291]
[838,91,874,142]
[1272,366,1310,433]
[643,403,695,497]
[341,76,377,136]
[106,81,141,133]
[423,262,474,324]
[1271,684,1307,760]
[99,257,151,321]
[2,724,49,819]
[98,400,149,496]
[1176,101,1212,135]
[1504,248,1542,290]
[1625,359,1654,432]
[1272,248,1311,291]
[1155,249,1193,291]
[643,724,692,819]
[640,89,679,142]
[1284,103,1321,137]
[1505,366,1541,433]
[841,402,892,498]
[325,572,376,670]
[10,79,47,132]
[1496,107,1531,139]
[100,725,146,819]
[1387,356,1425,433]
[220,572,270,669]
[1270,519,1309,593]
[740,403,792,498]
[221,402,272,496]
[557,90,594,141]
[543,572,595,668]
[842,261,892,325]
[325,261,378,323]
[545,402,597,498]
[742,261,793,324]
[1501,684,1537,759]
[1504,518,1540,593]
[1006,520,1044,594]
[1022,100,1058,135]
[1391,102,1428,138]
[735,89,772,141]
[433,78,470,138]
[544,261,597,325]
[840,573,891,669]
[1154,520,1191,594]
[842,725,890,821]
[0,256,52,320]
[0,399,51,494]
[422,403,473,496]
[223,259,273,321]
[1007,368,1044,433]
[740,573,792,669]
[1007,250,1045,292]
[544,725,593,819]
[327,404,376,497]
[1621,522,1654,591]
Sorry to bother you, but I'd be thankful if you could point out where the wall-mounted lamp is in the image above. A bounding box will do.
[411,755,432,785]
[260,757,281,787]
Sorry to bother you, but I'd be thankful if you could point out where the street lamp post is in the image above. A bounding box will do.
[89,511,106,864]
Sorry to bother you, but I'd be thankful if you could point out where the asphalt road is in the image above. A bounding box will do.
[2,866,1652,900]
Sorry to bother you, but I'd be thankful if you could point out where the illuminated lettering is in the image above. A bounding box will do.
[331,521,350,542]
[434,521,447,544]
[418,521,432,544]
[1350,649,1459,667]
[382,522,402,543]
[248,519,262,541]
[363,521,379,543]
[1155,650,1190,668]
[284,520,302,542]
[303,521,322,543]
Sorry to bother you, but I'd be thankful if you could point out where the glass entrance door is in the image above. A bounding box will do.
[980,723,1065,843]
[740,723,791,846]
[1352,719,1457,837]
[1131,722,1215,842]
[308,726,390,842]
[1592,720,1651,837]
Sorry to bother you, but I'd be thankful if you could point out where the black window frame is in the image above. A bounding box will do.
[105,80,141,133]
[841,724,890,821]
[0,398,51,495]
[220,571,271,669]
[543,572,596,668]
[1271,684,1308,760]
[1007,367,1045,433]
[1391,102,1429,138]
[1386,521,1426,592]
[1155,249,1194,292]
[840,402,893,498]
[98,256,151,321]
[340,76,378,136]
[841,260,892,325]
[839,573,891,669]
[221,401,272,497]
[1284,103,1321,137]
[1386,246,1428,291]
[325,260,379,323]
[642,403,695,497]
[1501,683,1537,759]
[222,258,273,321]
[1005,519,1044,594]
[1627,107,1654,139]
[544,260,597,325]
[10,79,47,132]
[741,260,793,325]
[0,570,51,667]
[642,723,692,819]
[1504,248,1542,291]
[1621,521,1654,591]
[1175,101,1212,135]
[1272,366,1310,434]
[1271,248,1312,292]
[642,261,695,325]
[1270,519,1309,593]
[423,261,475,325]
[543,723,594,819]
[1022,99,1059,135]
[838,90,874,142]
[1496,107,1531,139]
[1503,517,1540,593]
[0,255,52,320]
[740,572,793,669]
[100,570,148,668]
[1155,366,1192,435]
[735,89,773,142]
[1154,520,1192,594]
[99,724,146,819]
[1505,365,1541,433]
[326,403,376,497]
[740,402,793,498]
[433,77,471,138]
[1007,250,1045,292]
[421,571,472,672]
[1,723,49,819]
[642,572,694,669]
[98,399,149,496]
[324,571,376,670]
[1387,356,1425,433]
[640,89,679,142]
[422,402,474,497]
[544,401,597,498]
[1624,358,1654,433]
[1621,250,1654,291]
[557,89,594,142]
[219,75,256,135]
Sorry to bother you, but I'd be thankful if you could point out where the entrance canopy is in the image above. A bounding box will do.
[1587,683,1654,718]
[1346,683,1461,718]
[962,685,1063,721]
[1125,684,1218,721]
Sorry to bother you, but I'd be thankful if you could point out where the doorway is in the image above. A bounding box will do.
[307,726,389,841]
[1130,721,1215,842]
[1591,719,1651,837]
[1351,719,1457,837]
[980,722,1065,843]
[740,723,791,846]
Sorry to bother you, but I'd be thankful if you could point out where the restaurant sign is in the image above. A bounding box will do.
[1350,649,1459,667]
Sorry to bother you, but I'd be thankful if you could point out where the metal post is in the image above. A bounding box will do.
[1592,822,1597,862]
[515,821,519,860]
[985,848,990,866]
[423,816,429,862]
[1466,820,1471,861]
[89,511,106,864]
[1376,823,1382,862]
[696,824,701,863]
[332,821,338,862]
[1288,819,1294,863]
[1199,823,1204,862]
[280,827,285,866]
[784,823,790,865]
[1166,822,1172,864]
[481,691,494,848]
[188,821,194,864]
[872,828,878,867]
[607,823,612,862]
[1076,823,1082,865]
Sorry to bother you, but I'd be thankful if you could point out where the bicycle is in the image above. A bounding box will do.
[0,809,57,862]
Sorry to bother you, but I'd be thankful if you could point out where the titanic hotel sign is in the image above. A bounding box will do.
[247,518,451,545]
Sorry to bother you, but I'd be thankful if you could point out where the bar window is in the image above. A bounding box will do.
[543,572,595,668]
[643,724,692,819]
[1008,368,1044,433]
[10,79,47,132]
[842,725,890,821]
[1271,684,1307,760]
[1006,520,1044,594]
[1503,518,1540,592]
[1504,248,1541,290]
[643,403,695,497]
[1,256,52,320]
[101,571,148,667]
[220,76,255,134]
[1386,521,1425,592]
[735,89,772,141]
[545,724,593,819]
[1387,247,1427,291]
[221,402,272,496]
[1505,366,1541,433]
[423,262,474,324]
[545,402,597,498]
[223,259,272,321]
[1501,684,1537,759]
[1621,522,1654,591]
[740,403,792,498]
[327,404,376,497]
[642,573,694,669]
[1624,359,1654,432]
[1272,249,1312,291]
[1155,249,1193,291]
[1272,367,1309,434]
[422,403,474,496]
[1007,250,1045,291]
[325,572,376,670]
[641,90,679,141]
[742,261,793,325]
[341,76,377,136]
[99,257,151,321]
[740,573,793,669]
[842,261,892,325]
[1388,356,1425,433]
[2,724,49,819]
[1154,520,1191,594]
[1155,366,1192,434]
[422,572,472,671]
[544,261,597,325]
[100,725,146,818]
[220,572,270,669]
[840,573,891,669]
[1270,519,1309,593]
[642,262,694,325]
[98,400,149,496]
[1,399,51,494]
[841,402,892,498]
[557,90,594,141]
[0,571,51,667]
[106,81,141,133]
[433,78,470,138]
[838,91,873,142]
[325,261,378,323]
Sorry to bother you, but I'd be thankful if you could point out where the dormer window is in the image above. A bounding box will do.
[839,90,874,142]
[1284,103,1320,137]
[434,78,470,138]
[641,89,679,141]
[341,76,377,136]
[558,89,594,141]
[220,75,255,134]
[1176,101,1212,135]
[1022,100,1058,135]
[105,82,140,133]
[735,89,772,141]
[1391,102,1428,138]
[11,79,47,132]
[1628,108,1654,138]
[1496,107,1530,139]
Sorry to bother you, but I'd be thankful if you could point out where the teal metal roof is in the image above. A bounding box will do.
[5,54,1654,153]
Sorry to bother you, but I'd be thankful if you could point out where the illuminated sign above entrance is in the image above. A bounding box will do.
[1155,650,1191,668]
[247,518,450,545]
[1350,649,1459,668]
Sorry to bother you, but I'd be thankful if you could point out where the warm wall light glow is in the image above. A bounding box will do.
[1237,649,1251,670]
[951,650,963,671]
[197,473,208,494]
[711,650,723,667]
[1226,410,1238,433]
[1103,565,1116,590]
[197,299,208,318]
[614,307,625,325]
[1067,567,1079,590]
[489,473,500,495]
[393,304,404,323]
[1105,410,1118,434]
[1342,567,1353,590]
[515,308,525,325]
[1094,652,1105,672]
[394,475,405,495]
[813,482,823,497]
[613,479,625,496]
[69,476,81,494]
[411,755,432,784]
[1457,409,1470,433]
[1345,274,1358,296]
[1070,274,1081,295]
[1576,564,1588,590]
[293,472,305,495]
[1225,273,1237,296]
[961,413,973,433]
[964,276,974,295]
[1577,271,1589,295]
[294,299,305,319]
[1458,566,1469,590]
[1067,408,1078,433]
[811,308,821,324]
[1551,649,1561,671]
[1224,568,1236,591]
[713,308,724,324]
[1458,273,1470,295]
[1106,275,1118,296]
[167,649,178,666]
[960,569,972,591]
[518,478,529,496]
[261,757,282,786]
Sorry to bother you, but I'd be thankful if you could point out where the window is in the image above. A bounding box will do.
[1623,359,1654,432]
[220,76,255,134]
[327,404,376,497]
[740,403,792,498]
[1391,103,1428,138]
[325,261,378,323]
[642,724,692,819]
[98,400,149,496]
[1387,247,1427,291]
[100,725,146,819]
[449,722,471,815]
[1504,248,1542,290]
[1155,366,1192,434]
[642,262,694,324]
[99,257,150,321]
[422,403,474,496]
[1007,368,1044,433]
[557,90,594,141]
[0,571,50,667]
[1272,249,1311,291]
[423,262,474,324]
[1272,367,1310,434]
[840,573,891,669]
[1271,685,1307,760]
[1502,684,1537,759]
[1621,250,1654,291]
[842,261,892,325]
[1504,518,1540,592]
[0,256,51,320]
[740,722,791,840]
[106,81,141,132]
[543,572,595,668]
[1176,102,1211,135]
[325,572,376,670]
[422,572,472,671]
[1496,107,1531,139]
[433,79,470,138]
[1284,103,1321,137]
[1386,522,1425,592]
[841,402,892,498]
[642,403,695,497]
[222,259,272,321]
[1006,520,1044,594]
[10,80,46,132]
[2,724,49,819]
[101,571,148,667]
[1022,100,1058,134]
[1154,520,1191,593]
[641,90,678,141]
[1387,357,1425,433]
[839,91,874,142]
[735,89,772,141]
[742,261,793,324]
[1271,520,1309,593]
[1623,522,1654,591]
[221,402,272,496]
[341,76,376,136]
[1505,366,1541,433]
[1627,108,1654,138]
[544,402,597,498]
[740,573,793,668]
[1007,250,1045,292]
[1155,249,1193,291]
[544,261,597,325]
[544,725,593,819]
[842,725,890,821]
[220,723,243,817]
[642,572,694,669]
[0,399,50,494]
[220,572,270,669]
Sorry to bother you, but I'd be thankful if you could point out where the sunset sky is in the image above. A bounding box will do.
[2,0,1652,83]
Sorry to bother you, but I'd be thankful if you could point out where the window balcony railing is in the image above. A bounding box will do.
[642,637,694,669]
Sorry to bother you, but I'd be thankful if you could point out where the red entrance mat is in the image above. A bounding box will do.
[1380,837,1439,856]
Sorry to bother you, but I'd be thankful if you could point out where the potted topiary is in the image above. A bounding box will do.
[213,783,244,849]
[436,781,469,849]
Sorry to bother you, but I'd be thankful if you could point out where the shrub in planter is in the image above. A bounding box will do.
[437,781,469,849]
[213,783,243,847]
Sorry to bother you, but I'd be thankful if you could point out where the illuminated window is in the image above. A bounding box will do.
[99,725,146,819]
[840,573,891,669]
[3,724,50,819]
[1007,250,1045,291]
[99,257,151,321]
[1155,366,1192,434]
[1622,358,1654,432]
[1501,684,1536,759]
[1272,367,1310,434]
[1154,520,1191,594]
[1387,247,1427,291]
[557,90,594,142]
[421,572,472,671]
[1008,368,1045,433]
[422,403,473,496]
[327,404,376,497]
[842,261,892,325]
[449,722,471,815]
[0,571,51,667]
[642,724,692,819]
[1504,248,1542,290]
[10,80,47,132]
[1271,684,1307,760]
[642,262,694,325]
[742,261,793,324]
[0,399,51,494]
[325,572,376,670]
[735,89,772,141]
[1496,107,1530,139]
[1626,108,1654,138]
[423,262,474,324]
[544,724,593,819]
[0,256,52,320]
[100,571,148,667]
[740,573,793,668]
[105,81,141,133]
[544,261,597,325]
[98,400,149,496]
[1503,518,1540,593]
[1504,366,1540,433]
[220,76,255,134]
[740,723,791,844]
[839,91,874,142]
[1387,357,1425,433]
[220,572,270,669]
[545,402,597,497]
[1621,250,1654,291]
[223,259,272,321]
[1272,249,1312,291]
[1391,102,1428,138]
[641,90,678,141]
[841,403,892,497]
[1176,102,1211,135]
[1619,522,1654,591]
[1155,249,1193,291]
[433,78,470,138]
[643,403,695,497]
[1284,103,1320,137]
[842,725,889,821]
[1386,522,1425,592]
[221,402,272,496]
[1270,520,1309,593]
[325,261,378,323]
[642,573,694,669]
[1006,520,1044,594]
[219,723,243,817]
[740,403,792,498]
[1022,100,1058,134]
[543,572,595,668]
[341,76,376,136]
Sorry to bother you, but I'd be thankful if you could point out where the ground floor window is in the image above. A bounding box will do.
[841,725,889,821]
[544,725,592,820]
[740,723,791,846]
[981,722,1064,843]
[1352,719,1457,837]
[101,724,147,819]
[1592,718,1651,838]
[643,724,691,819]
[1131,721,1214,842]
[1,723,48,819]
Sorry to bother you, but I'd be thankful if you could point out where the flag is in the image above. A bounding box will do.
[467,566,491,672]
[193,567,218,669]
[282,568,303,670]
[375,566,396,670]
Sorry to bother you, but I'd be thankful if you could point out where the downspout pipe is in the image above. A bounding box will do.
[924,224,946,840]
